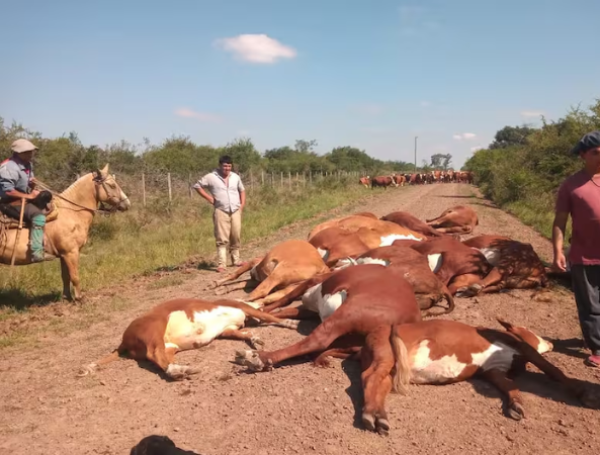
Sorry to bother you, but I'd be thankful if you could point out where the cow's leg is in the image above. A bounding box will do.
[220,328,264,350]
[60,257,73,301]
[61,252,82,301]
[314,346,362,367]
[459,267,504,296]
[247,268,289,301]
[360,326,395,435]
[254,283,301,307]
[235,307,353,371]
[481,368,525,420]
[214,279,253,295]
[146,345,199,381]
[270,306,319,320]
[448,273,484,295]
[207,258,260,290]
[263,272,334,313]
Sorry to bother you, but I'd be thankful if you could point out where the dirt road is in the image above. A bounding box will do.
[1,183,599,455]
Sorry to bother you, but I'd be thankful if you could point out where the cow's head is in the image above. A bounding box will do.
[496,318,553,354]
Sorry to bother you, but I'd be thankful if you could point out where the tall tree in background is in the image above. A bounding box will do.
[489,125,537,149]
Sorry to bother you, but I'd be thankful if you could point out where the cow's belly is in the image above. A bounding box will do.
[409,340,518,384]
[302,283,347,321]
[164,307,246,351]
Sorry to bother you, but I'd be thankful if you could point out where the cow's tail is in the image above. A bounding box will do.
[390,325,411,395]
[77,348,122,378]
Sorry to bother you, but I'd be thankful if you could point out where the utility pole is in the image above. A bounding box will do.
[414,136,418,172]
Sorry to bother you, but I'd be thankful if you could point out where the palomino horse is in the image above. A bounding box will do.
[0,164,131,301]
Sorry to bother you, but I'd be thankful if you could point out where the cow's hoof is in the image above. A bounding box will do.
[456,284,482,298]
[376,417,390,436]
[313,356,332,368]
[362,412,377,432]
[507,401,525,420]
[166,364,199,381]
[76,363,97,377]
[234,350,267,371]
[250,336,265,350]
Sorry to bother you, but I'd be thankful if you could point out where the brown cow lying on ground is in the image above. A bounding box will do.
[307,212,377,240]
[426,205,479,234]
[459,235,549,296]
[409,236,492,295]
[234,264,422,434]
[208,239,330,302]
[381,211,446,238]
[79,298,298,380]
[387,318,592,422]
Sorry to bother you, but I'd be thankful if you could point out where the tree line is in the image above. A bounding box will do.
[1,117,453,189]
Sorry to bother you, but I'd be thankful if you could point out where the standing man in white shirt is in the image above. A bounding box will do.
[193,155,246,272]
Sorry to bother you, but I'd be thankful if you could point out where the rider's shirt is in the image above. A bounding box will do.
[0,155,34,199]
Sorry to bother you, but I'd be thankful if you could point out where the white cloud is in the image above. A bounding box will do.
[453,133,476,140]
[520,110,545,118]
[214,34,297,63]
[174,108,222,122]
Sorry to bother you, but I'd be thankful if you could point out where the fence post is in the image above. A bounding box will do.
[141,173,147,207]
[288,171,292,188]
[167,172,172,202]
[188,173,192,198]
[280,172,283,187]
[261,171,265,186]
[309,171,313,185]
[249,169,254,192]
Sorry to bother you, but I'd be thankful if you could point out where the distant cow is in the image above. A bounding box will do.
[234,264,422,435]
[371,175,396,189]
[359,176,370,188]
[393,174,406,186]
[79,298,298,380]
[426,205,479,235]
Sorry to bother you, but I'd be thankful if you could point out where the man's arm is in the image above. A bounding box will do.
[195,186,215,205]
[239,190,246,211]
[0,169,37,200]
[552,211,569,271]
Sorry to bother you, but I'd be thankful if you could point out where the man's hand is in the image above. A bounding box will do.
[553,251,567,272]
[29,177,38,188]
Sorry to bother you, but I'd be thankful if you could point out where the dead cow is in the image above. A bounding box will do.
[410,236,491,295]
[354,245,454,314]
[79,298,298,380]
[307,212,378,240]
[209,239,330,302]
[381,211,446,238]
[388,318,591,421]
[458,235,549,296]
[426,205,479,235]
[234,264,422,435]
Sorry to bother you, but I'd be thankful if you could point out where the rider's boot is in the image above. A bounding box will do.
[30,214,47,263]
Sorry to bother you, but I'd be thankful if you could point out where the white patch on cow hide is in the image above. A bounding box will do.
[356,257,390,267]
[379,234,423,246]
[427,253,442,273]
[164,307,246,351]
[478,248,501,266]
[301,284,347,321]
[534,335,553,354]
[410,340,518,384]
[317,248,330,261]
[250,265,259,281]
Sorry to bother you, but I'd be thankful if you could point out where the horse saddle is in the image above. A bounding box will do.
[0,192,59,230]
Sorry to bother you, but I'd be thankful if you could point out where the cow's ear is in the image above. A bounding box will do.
[496,317,514,331]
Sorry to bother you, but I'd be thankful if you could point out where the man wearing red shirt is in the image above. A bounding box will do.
[553,130,600,368]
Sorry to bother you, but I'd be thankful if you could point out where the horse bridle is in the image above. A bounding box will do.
[93,174,130,213]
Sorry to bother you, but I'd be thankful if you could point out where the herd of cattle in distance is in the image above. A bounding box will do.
[360,169,474,189]
[81,201,598,446]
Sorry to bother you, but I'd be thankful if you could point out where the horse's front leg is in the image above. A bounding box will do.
[59,257,73,301]
[62,252,82,301]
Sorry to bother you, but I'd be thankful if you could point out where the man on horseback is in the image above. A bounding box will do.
[0,138,50,262]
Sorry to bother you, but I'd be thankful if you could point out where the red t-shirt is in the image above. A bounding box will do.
[556,170,600,265]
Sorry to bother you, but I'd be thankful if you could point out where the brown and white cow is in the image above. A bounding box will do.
[426,205,479,235]
[458,235,549,296]
[392,174,406,186]
[359,176,371,188]
[388,318,591,422]
[234,264,423,435]
[209,239,329,302]
[79,298,299,380]
[307,212,377,240]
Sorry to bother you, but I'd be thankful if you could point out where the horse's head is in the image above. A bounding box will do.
[92,164,131,212]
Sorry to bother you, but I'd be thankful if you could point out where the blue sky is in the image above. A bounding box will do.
[1,0,599,168]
